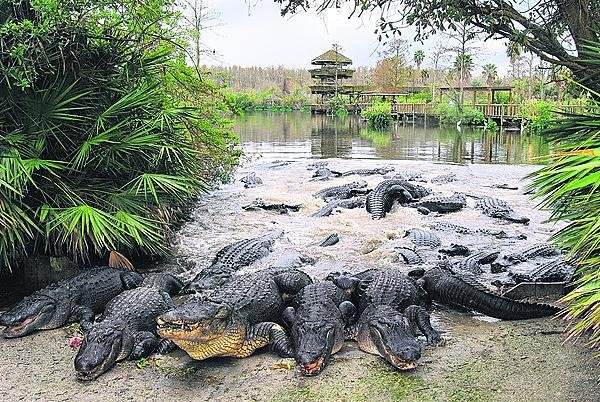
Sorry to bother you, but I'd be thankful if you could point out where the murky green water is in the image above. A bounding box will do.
[234,112,549,164]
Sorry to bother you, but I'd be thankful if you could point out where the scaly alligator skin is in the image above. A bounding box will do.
[413,192,466,214]
[439,244,470,257]
[307,161,329,171]
[189,230,283,292]
[388,171,427,182]
[313,181,368,201]
[157,269,312,361]
[491,243,559,273]
[429,221,523,240]
[242,198,301,214]
[457,251,500,274]
[420,268,560,319]
[510,258,575,283]
[319,233,339,247]
[431,173,457,184]
[405,228,441,248]
[366,179,431,219]
[475,196,530,224]
[329,270,442,371]
[74,273,183,381]
[283,282,355,376]
[0,267,142,338]
[341,167,394,176]
[310,168,343,181]
[240,173,263,188]
[395,247,424,264]
[311,196,366,217]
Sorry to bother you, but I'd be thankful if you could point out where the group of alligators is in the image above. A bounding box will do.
[0,161,573,381]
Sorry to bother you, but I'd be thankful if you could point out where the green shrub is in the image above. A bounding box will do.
[0,0,238,270]
[522,100,557,133]
[397,92,432,103]
[436,104,484,125]
[361,101,393,129]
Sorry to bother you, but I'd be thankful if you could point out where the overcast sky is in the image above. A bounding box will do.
[200,0,513,76]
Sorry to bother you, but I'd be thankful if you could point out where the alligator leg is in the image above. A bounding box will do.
[130,331,160,360]
[71,305,95,325]
[404,305,444,346]
[274,271,312,297]
[156,339,177,355]
[240,322,294,358]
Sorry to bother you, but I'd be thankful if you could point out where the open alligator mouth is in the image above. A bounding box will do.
[388,355,417,371]
[3,315,39,338]
[299,357,325,376]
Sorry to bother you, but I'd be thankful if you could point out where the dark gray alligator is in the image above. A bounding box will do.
[456,251,500,274]
[319,233,339,247]
[439,244,470,257]
[366,179,431,219]
[491,243,560,273]
[157,268,312,361]
[418,267,560,319]
[509,258,575,283]
[388,171,427,182]
[310,167,343,181]
[283,282,355,375]
[188,230,283,292]
[328,269,443,371]
[0,267,142,338]
[312,196,366,217]
[395,246,424,264]
[74,273,183,381]
[242,198,301,214]
[431,173,457,184]
[405,228,441,248]
[240,173,263,188]
[474,196,530,224]
[341,167,394,176]
[412,193,466,214]
[307,161,329,170]
[313,181,369,201]
[429,221,527,240]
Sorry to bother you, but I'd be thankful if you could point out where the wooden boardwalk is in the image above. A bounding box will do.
[310,102,583,126]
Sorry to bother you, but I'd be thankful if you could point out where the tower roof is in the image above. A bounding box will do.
[311,49,352,65]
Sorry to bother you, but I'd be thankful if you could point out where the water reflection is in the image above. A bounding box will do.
[234,112,548,164]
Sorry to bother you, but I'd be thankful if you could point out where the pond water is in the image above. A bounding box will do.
[234,112,549,164]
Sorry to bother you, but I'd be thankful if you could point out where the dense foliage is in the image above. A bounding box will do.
[225,88,309,114]
[361,101,393,129]
[0,0,238,271]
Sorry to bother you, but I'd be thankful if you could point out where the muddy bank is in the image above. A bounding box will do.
[1,157,598,401]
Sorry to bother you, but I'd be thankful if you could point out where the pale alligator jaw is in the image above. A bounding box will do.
[3,315,41,338]
[299,357,325,376]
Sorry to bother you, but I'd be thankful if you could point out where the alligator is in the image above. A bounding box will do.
[395,246,424,264]
[328,270,443,371]
[474,196,530,224]
[412,193,466,214]
[431,172,457,184]
[405,228,441,248]
[439,244,470,257]
[456,250,500,274]
[319,233,339,247]
[487,183,519,190]
[313,181,369,201]
[509,258,575,283]
[311,196,366,217]
[366,179,431,219]
[429,221,527,240]
[307,161,329,170]
[341,167,395,176]
[240,173,263,188]
[491,243,560,273]
[0,267,142,338]
[74,273,183,381]
[242,198,301,214]
[310,168,342,181]
[418,267,560,319]
[283,282,355,375]
[269,160,294,168]
[157,268,312,361]
[188,230,283,292]
[388,171,427,182]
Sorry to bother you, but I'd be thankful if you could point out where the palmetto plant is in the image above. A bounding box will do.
[528,42,600,349]
[0,0,237,271]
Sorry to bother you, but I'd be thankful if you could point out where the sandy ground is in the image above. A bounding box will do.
[1,158,599,401]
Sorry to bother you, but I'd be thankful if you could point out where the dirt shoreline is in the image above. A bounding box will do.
[1,158,599,401]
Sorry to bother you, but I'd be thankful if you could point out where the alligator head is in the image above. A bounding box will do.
[187,269,230,293]
[283,301,355,376]
[74,320,133,381]
[156,300,237,360]
[0,289,71,338]
[357,305,422,371]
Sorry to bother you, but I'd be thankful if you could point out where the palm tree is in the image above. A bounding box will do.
[413,50,425,88]
[420,68,430,85]
[454,53,474,106]
[483,63,498,113]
